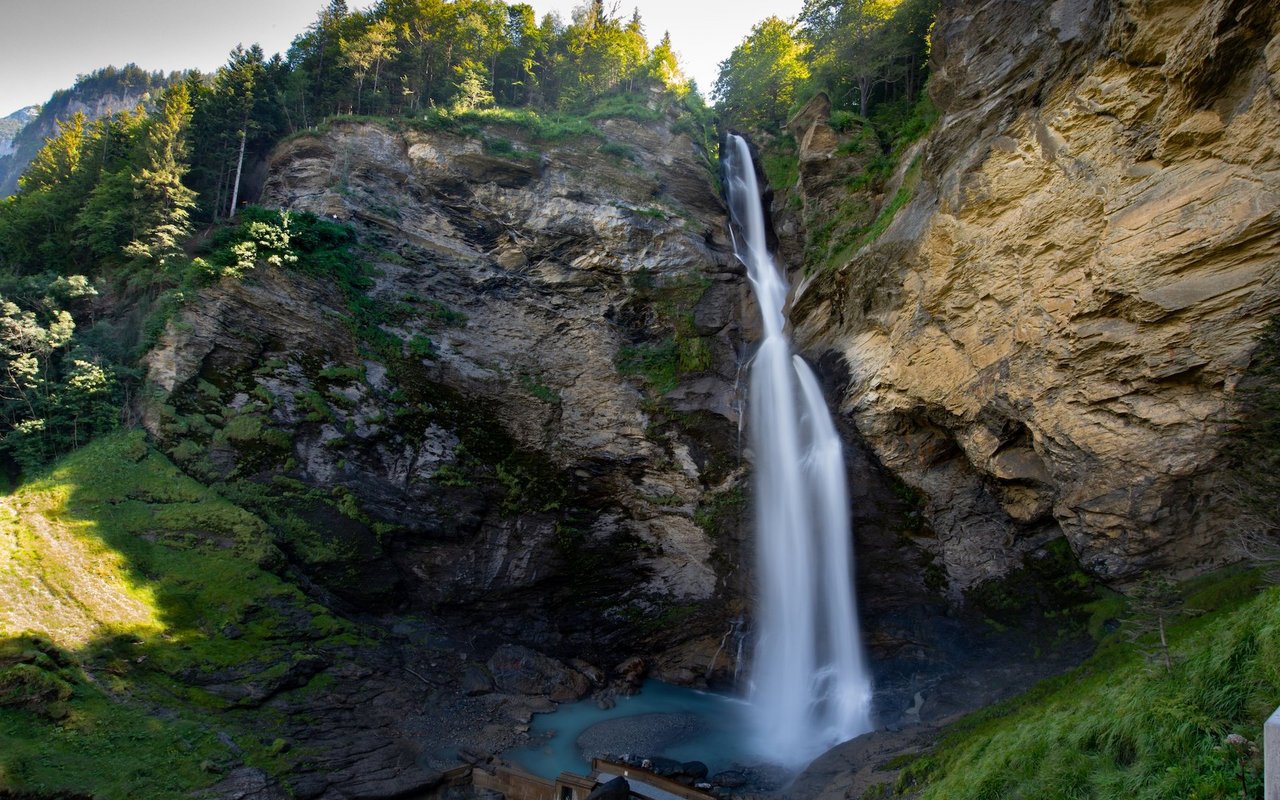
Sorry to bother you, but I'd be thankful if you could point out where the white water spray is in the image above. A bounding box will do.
[724,134,873,768]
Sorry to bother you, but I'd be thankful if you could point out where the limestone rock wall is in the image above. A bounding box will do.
[144,112,749,673]
[791,0,1280,591]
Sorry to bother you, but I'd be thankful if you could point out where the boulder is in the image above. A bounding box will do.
[487,644,591,702]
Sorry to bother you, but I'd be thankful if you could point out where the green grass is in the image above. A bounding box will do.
[898,574,1278,800]
[813,155,922,274]
[520,373,559,404]
[860,157,921,244]
[599,141,638,162]
[584,92,665,123]
[0,431,353,798]
[617,340,680,394]
[761,135,799,190]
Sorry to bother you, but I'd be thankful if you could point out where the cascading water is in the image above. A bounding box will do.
[724,134,873,768]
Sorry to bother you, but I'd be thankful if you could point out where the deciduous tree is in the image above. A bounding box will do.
[712,17,809,131]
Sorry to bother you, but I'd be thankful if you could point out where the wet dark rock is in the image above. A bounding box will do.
[487,644,591,702]
[613,656,647,694]
[461,663,495,696]
[199,767,290,800]
[183,654,328,708]
[711,770,747,788]
[570,659,605,686]
[680,761,709,781]
[586,776,630,800]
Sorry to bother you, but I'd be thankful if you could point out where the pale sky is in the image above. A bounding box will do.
[0,0,803,115]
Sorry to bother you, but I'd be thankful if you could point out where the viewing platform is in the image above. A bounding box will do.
[471,757,718,800]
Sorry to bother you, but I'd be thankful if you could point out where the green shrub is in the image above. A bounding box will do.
[520,374,559,404]
[599,141,637,161]
[422,300,466,328]
[483,136,516,156]
[317,365,364,382]
[829,109,862,132]
[407,334,436,360]
[617,340,680,394]
[0,663,74,710]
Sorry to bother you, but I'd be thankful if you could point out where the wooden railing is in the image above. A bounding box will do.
[1267,706,1279,800]
[589,758,716,800]
[472,765,555,800]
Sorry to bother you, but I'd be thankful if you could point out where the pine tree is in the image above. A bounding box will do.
[21,113,87,191]
[646,31,686,93]
[122,83,196,274]
[453,64,494,111]
[1,113,99,273]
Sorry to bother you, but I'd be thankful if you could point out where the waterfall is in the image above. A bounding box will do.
[723,133,873,768]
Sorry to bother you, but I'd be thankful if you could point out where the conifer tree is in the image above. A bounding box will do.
[21,113,87,192]
[122,83,196,274]
[1,113,100,273]
[73,109,149,266]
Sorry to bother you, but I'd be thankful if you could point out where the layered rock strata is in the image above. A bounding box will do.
[791,0,1280,592]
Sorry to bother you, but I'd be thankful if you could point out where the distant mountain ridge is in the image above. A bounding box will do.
[0,64,181,197]
[0,105,39,158]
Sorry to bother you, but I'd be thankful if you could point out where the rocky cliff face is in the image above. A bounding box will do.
[790,0,1280,594]
[145,112,748,672]
[0,105,38,158]
[132,107,753,796]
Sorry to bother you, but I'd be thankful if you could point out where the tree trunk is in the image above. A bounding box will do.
[211,150,228,222]
[229,126,247,220]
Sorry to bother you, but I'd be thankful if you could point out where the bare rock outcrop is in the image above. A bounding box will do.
[144,109,748,665]
[791,0,1280,591]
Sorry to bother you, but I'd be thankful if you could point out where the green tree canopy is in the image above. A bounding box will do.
[799,0,936,117]
[712,17,810,131]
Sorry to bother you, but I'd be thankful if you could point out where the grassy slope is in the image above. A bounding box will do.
[0,431,353,798]
[897,573,1278,800]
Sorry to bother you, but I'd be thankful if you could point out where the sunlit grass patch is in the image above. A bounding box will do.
[0,430,351,797]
